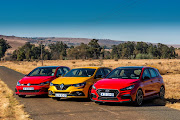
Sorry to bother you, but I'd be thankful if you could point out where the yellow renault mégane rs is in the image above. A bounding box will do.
[48,67,111,100]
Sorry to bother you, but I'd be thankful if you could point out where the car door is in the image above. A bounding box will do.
[142,68,154,96]
[149,68,161,93]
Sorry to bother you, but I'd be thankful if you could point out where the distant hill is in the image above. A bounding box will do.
[0,35,180,54]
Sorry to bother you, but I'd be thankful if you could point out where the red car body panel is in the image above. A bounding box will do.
[15,66,70,96]
[91,67,165,103]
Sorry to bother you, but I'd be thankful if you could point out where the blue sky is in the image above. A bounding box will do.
[0,0,180,44]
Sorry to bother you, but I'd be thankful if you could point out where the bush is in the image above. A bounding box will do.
[136,53,154,59]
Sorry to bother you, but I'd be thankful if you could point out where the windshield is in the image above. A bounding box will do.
[64,68,96,77]
[27,67,57,76]
[106,68,142,79]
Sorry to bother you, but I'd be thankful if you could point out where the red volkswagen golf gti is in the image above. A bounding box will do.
[91,66,165,106]
[15,66,70,97]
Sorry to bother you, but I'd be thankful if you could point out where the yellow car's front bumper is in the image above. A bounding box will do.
[48,85,90,98]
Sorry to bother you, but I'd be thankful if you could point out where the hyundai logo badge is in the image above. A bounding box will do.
[105,89,109,92]
[60,84,64,90]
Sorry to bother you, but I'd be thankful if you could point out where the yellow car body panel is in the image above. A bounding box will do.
[48,67,111,98]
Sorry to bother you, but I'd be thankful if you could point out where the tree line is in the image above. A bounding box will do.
[0,38,178,61]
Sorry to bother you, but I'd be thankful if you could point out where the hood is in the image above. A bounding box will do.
[19,76,54,84]
[95,78,140,89]
[52,77,91,85]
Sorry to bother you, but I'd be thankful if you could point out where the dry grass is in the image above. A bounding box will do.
[0,59,180,110]
[1,59,180,75]
[0,80,30,120]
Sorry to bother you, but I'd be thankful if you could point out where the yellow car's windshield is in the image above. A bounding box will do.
[64,68,96,77]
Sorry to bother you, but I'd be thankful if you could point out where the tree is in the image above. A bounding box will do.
[12,42,51,61]
[0,38,11,58]
[88,39,102,59]
[49,42,68,60]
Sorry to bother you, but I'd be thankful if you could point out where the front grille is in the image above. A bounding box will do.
[98,97,118,101]
[54,84,71,90]
[21,84,39,86]
[97,89,119,97]
[19,90,40,93]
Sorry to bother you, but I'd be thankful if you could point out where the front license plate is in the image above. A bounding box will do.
[100,93,114,97]
[23,87,34,90]
[55,93,67,97]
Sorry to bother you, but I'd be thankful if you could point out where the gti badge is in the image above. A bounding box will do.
[60,84,64,90]
[27,83,31,86]
[105,89,109,93]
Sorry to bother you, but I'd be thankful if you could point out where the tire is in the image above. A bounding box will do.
[18,95,26,98]
[159,86,165,99]
[87,86,92,100]
[52,97,61,101]
[134,89,143,106]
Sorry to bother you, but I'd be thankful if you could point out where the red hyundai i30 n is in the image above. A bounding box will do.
[91,66,165,106]
[15,66,70,97]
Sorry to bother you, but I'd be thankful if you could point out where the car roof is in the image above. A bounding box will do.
[117,66,148,69]
[73,66,109,69]
[37,66,67,68]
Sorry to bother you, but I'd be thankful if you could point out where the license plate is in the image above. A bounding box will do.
[55,93,67,97]
[23,87,34,90]
[100,93,114,97]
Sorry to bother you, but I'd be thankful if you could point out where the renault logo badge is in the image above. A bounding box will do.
[60,84,64,90]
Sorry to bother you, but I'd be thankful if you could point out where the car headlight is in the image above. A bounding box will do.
[40,81,50,86]
[50,82,53,86]
[92,84,96,90]
[120,85,135,91]
[72,82,86,88]
[17,82,21,86]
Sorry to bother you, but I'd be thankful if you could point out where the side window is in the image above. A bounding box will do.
[103,68,111,75]
[62,67,69,74]
[95,69,104,78]
[142,69,151,79]
[56,68,64,76]
[149,69,158,78]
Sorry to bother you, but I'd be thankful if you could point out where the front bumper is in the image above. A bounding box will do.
[91,88,136,103]
[48,85,89,98]
[15,85,49,95]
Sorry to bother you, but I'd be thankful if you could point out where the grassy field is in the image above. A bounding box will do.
[0,59,180,110]
[0,80,30,120]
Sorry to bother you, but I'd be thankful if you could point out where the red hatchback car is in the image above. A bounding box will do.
[15,66,70,97]
[91,66,165,106]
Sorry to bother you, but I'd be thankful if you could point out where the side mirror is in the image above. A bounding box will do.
[143,76,150,80]
[95,75,103,79]
[56,74,62,77]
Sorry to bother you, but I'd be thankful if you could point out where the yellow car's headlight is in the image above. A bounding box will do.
[50,82,54,86]
[72,82,86,88]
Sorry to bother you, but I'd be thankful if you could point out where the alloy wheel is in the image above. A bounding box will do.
[136,90,143,106]
[159,86,165,99]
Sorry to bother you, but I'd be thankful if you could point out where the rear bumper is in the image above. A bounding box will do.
[15,85,49,95]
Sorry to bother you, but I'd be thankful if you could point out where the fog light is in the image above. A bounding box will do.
[48,91,53,95]
[76,91,82,96]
